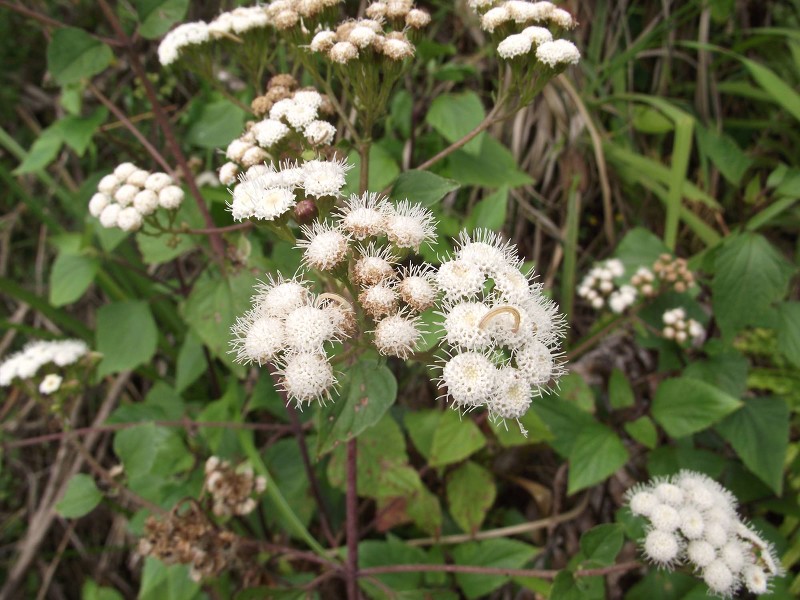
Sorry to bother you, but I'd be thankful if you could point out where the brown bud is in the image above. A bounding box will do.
[250,96,272,118]
[268,74,298,90]
[294,198,318,225]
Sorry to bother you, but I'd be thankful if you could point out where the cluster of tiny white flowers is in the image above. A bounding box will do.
[266,0,343,30]
[653,253,695,293]
[577,258,627,310]
[227,157,352,222]
[89,162,184,232]
[203,457,267,518]
[219,80,337,185]
[208,6,270,37]
[631,266,657,297]
[309,4,430,66]
[662,308,705,345]
[158,22,211,66]
[627,471,783,597]
[0,339,89,388]
[470,1,580,67]
[434,229,565,433]
[230,274,352,406]
[296,193,437,359]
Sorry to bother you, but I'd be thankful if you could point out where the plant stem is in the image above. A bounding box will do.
[345,438,360,599]
[286,404,337,548]
[96,0,226,265]
[359,560,642,580]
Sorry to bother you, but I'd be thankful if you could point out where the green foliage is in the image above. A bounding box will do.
[447,461,496,533]
[135,0,190,39]
[651,377,742,438]
[56,474,103,518]
[452,539,539,599]
[49,251,99,307]
[426,91,486,155]
[96,300,158,376]
[186,100,246,149]
[47,27,113,86]
[391,170,460,207]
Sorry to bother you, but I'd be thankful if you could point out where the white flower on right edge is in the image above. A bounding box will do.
[627,470,783,597]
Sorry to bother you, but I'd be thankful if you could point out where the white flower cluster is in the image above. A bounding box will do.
[265,0,343,29]
[208,6,270,37]
[470,1,580,67]
[309,7,429,65]
[653,253,695,293]
[89,162,184,232]
[230,274,352,406]
[228,157,352,221]
[220,82,337,186]
[435,229,565,432]
[203,457,267,517]
[0,339,88,388]
[630,266,657,297]
[662,308,705,345]
[628,471,782,597]
[297,193,437,359]
[577,258,629,311]
[158,22,211,66]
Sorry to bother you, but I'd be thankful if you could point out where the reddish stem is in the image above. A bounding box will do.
[345,438,360,599]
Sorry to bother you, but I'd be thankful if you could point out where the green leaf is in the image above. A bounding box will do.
[695,124,752,185]
[489,407,553,447]
[452,539,539,599]
[556,372,595,412]
[647,445,726,479]
[114,423,157,479]
[96,300,158,377]
[404,410,439,458]
[49,252,99,307]
[739,55,800,123]
[550,571,584,600]
[466,186,508,231]
[683,349,749,398]
[447,461,496,534]
[580,524,624,566]
[180,271,253,369]
[426,91,486,155]
[186,100,246,149]
[139,558,200,600]
[429,410,486,467]
[47,27,113,86]
[56,473,102,518]
[567,422,629,494]
[136,0,190,38]
[263,438,316,530]
[175,331,206,392]
[447,136,533,188]
[624,416,658,449]
[651,377,742,438]
[315,360,398,454]
[776,302,800,367]
[613,227,669,276]
[391,170,460,207]
[712,232,793,338]
[533,393,595,457]
[359,538,429,595]
[716,397,789,494]
[14,126,63,174]
[608,368,635,409]
[60,108,108,156]
[632,106,674,133]
[82,580,124,600]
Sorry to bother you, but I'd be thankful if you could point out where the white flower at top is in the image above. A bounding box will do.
[372,311,424,359]
[336,192,393,240]
[662,307,705,345]
[578,257,625,309]
[497,33,533,58]
[297,221,351,271]
[39,373,63,395]
[536,39,581,68]
[302,157,353,198]
[158,22,210,66]
[627,470,783,598]
[385,200,437,250]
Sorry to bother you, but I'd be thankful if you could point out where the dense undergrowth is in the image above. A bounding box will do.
[0,1,798,599]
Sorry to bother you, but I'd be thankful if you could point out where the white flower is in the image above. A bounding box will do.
[277,352,336,406]
[270,98,296,121]
[373,312,423,359]
[127,169,150,187]
[242,146,269,168]
[133,190,159,216]
[489,367,532,420]
[353,243,398,287]
[230,314,285,365]
[329,41,358,63]
[366,2,387,18]
[348,25,377,48]
[38,373,63,395]
[397,265,438,313]
[253,119,291,148]
[386,200,437,250]
[144,172,173,193]
[292,91,323,109]
[88,193,110,218]
[117,206,143,232]
[743,566,768,594]
[536,39,581,68]
[114,184,139,207]
[302,158,352,198]
[608,285,637,313]
[513,341,555,387]
[644,529,680,566]
[337,192,392,239]
[687,540,717,568]
[436,259,485,301]
[703,560,735,597]
[654,482,685,506]
[550,8,576,29]
[359,282,399,319]
[255,187,296,220]
[442,301,492,351]
[252,274,311,318]
[1,339,87,387]
[520,26,553,45]
[99,203,121,228]
[310,30,337,53]
[720,541,747,573]
[406,8,431,28]
[283,305,338,353]
[497,33,532,58]
[456,229,521,274]
[158,185,184,210]
[440,351,498,409]
[97,174,120,195]
[650,503,681,532]
[113,162,138,180]
[305,120,337,146]
[297,221,350,271]
[226,139,252,162]
[468,0,495,9]
[158,22,210,66]
[628,489,659,517]
[481,6,511,32]
[679,506,705,539]
[286,104,319,129]
[382,38,414,61]
[219,162,240,186]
